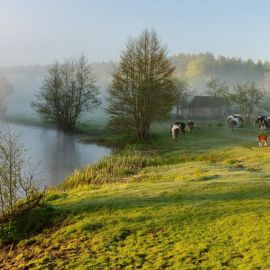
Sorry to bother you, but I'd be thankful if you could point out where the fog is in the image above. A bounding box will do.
[0,62,115,121]
[1,1,270,118]
[1,54,269,122]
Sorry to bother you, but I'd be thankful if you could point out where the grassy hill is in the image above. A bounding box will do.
[1,123,270,269]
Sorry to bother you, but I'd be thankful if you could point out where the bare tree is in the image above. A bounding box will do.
[107,29,175,140]
[0,125,40,218]
[32,55,101,132]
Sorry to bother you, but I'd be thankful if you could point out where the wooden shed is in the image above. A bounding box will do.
[181,96,230,120]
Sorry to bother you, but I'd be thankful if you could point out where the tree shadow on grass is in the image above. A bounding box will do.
[0,205,67,246]
[59,185,270,225]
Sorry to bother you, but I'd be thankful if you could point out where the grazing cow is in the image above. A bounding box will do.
[257,134,268,147]
[174,121,186,135]
[186,120,194,132]
[254,116,270,130]
[170,124,181,139]
[227,114,243,131]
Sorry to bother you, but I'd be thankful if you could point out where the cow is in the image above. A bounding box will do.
[254,116,270,130]
[170,121,186,139]
[227,114,243,131]
[257,134,268,147]
[186,120,194,132]
[174,121,186,135]
[170,124,181,139]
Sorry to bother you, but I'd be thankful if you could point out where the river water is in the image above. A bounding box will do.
[7,123,110,187]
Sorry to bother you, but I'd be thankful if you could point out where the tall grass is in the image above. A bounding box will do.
[63,151,161,188]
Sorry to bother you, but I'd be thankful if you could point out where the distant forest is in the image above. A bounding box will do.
[171,53,270,91]
[0,53,270,118]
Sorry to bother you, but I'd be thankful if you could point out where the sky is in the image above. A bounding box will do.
[1,0,270,66]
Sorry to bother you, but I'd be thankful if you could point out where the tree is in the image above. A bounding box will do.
[172,53,268,90]
[229,82,265,122]
[32,55,100,132]
[0,74,12,119]
[260,94,270,114]
[0,125,40,217]
[173,78,189,118]
[206,78,229,97]
[186,53,215,81]
[107,29,175,140]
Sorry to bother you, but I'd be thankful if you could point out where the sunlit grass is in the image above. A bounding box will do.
[2,124,270,269]
[63,151,161,188]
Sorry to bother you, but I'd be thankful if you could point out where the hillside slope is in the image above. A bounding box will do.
[1,125,270,269]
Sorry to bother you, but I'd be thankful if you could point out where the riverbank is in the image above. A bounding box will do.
[5,114,123,148]
[0,120,111,186]
[2,123,270,269]
[5,115,56,128]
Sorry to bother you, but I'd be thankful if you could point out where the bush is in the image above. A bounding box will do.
[0,205,54,246]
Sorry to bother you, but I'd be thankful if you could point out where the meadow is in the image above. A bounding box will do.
[1,122,270,269]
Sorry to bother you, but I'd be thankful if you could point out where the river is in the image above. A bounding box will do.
[7,123,111,187]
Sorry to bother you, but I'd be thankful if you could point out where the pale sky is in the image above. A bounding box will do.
[1,0,270,66]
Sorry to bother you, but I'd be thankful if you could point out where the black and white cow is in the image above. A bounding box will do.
[227,114,243,131]
[170,124,181,139]
[170,121,186,139]
[254,116,270,130]
[174,121,186,135]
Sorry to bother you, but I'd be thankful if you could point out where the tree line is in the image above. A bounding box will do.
[172,52,269,88]
[31,29,269,140]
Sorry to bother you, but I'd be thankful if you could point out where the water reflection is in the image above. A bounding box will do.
[8,123,110,186]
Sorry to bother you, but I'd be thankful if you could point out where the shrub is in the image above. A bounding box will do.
[0,204,54,246]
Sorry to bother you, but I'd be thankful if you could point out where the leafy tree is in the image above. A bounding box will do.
[186,53,215,79]
[229,82,265,122]
[204,78,230,120]
[107,29,175,140]
[173,78,189,118]
[206,78,229,97]
[172,53,268,89]
[260,94,270,114]
[32,55,100,132]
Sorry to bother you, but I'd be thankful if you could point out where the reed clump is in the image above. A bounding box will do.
[63,151,161,188]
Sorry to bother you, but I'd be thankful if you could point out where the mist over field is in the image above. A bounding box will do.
[1,53,270,121]
[0,62,115,121]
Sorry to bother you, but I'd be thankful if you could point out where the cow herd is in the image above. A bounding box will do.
[226,114,270,132]
[171,114,270,146]
[226,114,269,146]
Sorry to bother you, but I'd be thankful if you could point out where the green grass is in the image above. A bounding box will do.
[2,123,270,269]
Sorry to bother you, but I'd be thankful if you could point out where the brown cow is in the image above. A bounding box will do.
[257,134,268,147]
[186,120,194,132]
